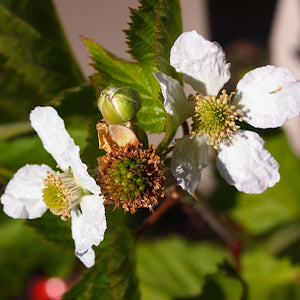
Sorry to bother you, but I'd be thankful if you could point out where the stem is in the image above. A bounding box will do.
[134,191,180,239]
[156,130,175,154]
[192,193,242,270]
[181,121,189,136]
[192,194,234,244]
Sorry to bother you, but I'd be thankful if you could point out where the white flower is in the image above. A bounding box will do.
[0,106,106,268]
[154,30,300,194]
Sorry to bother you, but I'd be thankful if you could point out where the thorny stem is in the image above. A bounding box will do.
[192,193,243,271]
[134,191,180,239]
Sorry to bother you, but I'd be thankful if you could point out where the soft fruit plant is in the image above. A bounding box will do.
[1,1,300,299]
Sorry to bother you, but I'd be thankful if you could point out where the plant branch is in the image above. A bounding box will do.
[134,191,180,239]
[192,193,235,244]
[192,193,243,270]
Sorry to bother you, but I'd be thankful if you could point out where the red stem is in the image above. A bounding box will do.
[134,192,179,239]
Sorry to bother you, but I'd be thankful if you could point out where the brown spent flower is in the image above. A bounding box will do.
[97,141,165,214]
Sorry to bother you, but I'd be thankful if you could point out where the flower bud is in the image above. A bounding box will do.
[98,86,141,125]
[96,122,138,152]
[109,125,138,147]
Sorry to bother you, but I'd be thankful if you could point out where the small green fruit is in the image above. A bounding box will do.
[98,86,141,125]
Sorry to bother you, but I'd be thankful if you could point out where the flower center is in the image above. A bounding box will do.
[108,157,146,200]
[191,90,243,149]
[97,142,165,214]
[42,170,85,220]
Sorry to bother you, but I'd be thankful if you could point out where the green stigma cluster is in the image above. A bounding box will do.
[191,90,242,149]
[105,157,146,202]
[98,142,164,214]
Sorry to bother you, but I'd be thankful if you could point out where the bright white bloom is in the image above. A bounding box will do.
[154,30,300,194]
[1,106,106,268]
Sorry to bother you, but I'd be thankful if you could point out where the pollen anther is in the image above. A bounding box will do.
[42,170,85,220]
[190,90,242,149]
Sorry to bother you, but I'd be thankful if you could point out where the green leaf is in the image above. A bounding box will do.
[242,249,300,300]
[54,84,98,118]
[0,0,84,96]
[264,221,300,256]
[230,131,300,235]
[125,0,160,63]
[154,0,182,80]
[269,283,300,300]
[136,236,241,299]
[0,166,13,182]
[0,120,88,171]
[0,214,75,299]
[0,166,13,194]
[153,0,183,152]
[84,38,165,133]
[81,113,105,168]
[27,211,74,250]
[125,0,182,76]
[194,271,244,300]
[63,228,140,300]
[0,55,47,123]
[84,0,183,135]
[0,132,55,171]
[0,0,85,123]
[0,121,32,141]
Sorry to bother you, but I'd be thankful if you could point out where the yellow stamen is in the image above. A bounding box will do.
[42,171,72,220]
[191,90,243,149]
[42,170,85,220]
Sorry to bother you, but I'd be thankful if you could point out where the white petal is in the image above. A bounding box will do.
[170,31,231,95]
[71,195,106,268]
[1,164,50,219]
[153,72,194,126]
[67,145,101,195]
[30,106,78,171]
[171,134,208,194]
[30,106,100,195]
[216,131,280,194]
[75,248,95,268]
[235,65,300,128]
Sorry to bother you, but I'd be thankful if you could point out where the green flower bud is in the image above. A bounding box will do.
[98,86,141,125]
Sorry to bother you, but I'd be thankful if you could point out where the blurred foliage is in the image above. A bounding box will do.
[63,228,140,300]
[230,131,300,235]
[0,120,88,171]
[0,211,75,299]
[136,236,244,300]
[241,249,300,300]
[0,0,84,123]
